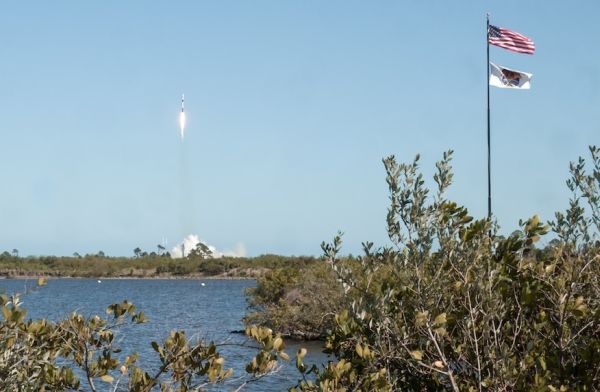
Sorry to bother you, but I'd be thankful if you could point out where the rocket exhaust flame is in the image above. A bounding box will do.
[179,94,186,140]
[179,112,186,139]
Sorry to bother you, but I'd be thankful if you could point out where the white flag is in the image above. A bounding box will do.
[489,62,532,89]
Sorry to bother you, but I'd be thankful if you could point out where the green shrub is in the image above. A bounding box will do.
[197,259,227,275]
[292,148,600,391]
[245,264,345,340]
[0,280,290,391]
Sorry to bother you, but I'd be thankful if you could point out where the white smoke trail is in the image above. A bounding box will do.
[220,243,247,258]
[170,234,246,259]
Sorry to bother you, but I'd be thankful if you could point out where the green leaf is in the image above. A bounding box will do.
[410,350,423,361]
[1,306,10,320]
[355,343,364,358]
[415,311,428,328]
[433,313,447,326]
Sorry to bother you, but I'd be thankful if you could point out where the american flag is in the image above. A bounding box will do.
[488,25,535,55]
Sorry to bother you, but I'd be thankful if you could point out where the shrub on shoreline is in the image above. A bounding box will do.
[290,148,600,391]
[245,263,346,340]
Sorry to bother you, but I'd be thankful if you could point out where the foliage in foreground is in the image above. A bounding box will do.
[245,263,346,339]
[0,280,289,391]
[290,147,600,391]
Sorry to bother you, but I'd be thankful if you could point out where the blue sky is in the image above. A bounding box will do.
[1,1,598,257]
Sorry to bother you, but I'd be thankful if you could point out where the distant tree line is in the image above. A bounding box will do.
[0,251,321,279]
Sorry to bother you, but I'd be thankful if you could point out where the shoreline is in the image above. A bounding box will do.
[0,275,255,281]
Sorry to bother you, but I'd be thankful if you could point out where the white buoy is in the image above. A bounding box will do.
[200,282,206,287]
[97,280,102,283]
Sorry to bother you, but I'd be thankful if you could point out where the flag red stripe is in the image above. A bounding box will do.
[489,37,534,45]
[499,29,531,41]
[488,24,535,54]
[489,40,535,50]
[489,39,535,50]
[489,36,534,47]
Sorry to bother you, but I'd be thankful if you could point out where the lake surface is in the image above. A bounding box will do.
[0,278,329,391]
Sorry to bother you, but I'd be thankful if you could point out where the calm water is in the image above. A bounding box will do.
[0,278,329,391]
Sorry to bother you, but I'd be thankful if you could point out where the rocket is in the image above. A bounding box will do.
[179,94,186,140]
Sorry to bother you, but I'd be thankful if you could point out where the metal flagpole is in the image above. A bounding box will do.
[486,14,492,221]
